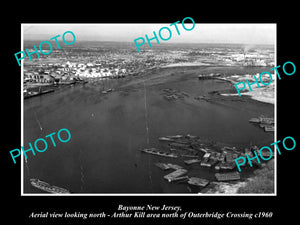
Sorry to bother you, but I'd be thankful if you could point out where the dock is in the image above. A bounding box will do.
[145,133,265,188]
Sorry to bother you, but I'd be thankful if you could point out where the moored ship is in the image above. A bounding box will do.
[249,116,274,124]
[249,116,274,132]
[24,89,55,99]
[184,159,201,165]
[164,169,188,182]
[30,178,70,194]
[187,177,210,187]
[141,148,178,158]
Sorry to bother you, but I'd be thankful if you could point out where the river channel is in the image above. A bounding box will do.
[23,66,274,194]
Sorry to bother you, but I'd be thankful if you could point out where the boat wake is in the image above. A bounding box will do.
[34,112,43,131]
[143,80,150,146]
[25,158,31,177]
[143,80,153,191]
[80,165,85,192]
[79,149,85,192]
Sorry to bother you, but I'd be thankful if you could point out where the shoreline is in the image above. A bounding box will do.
[205,180,249,194]
[161,62,211,68]
[217,77,274,105]
[24,81,87,99]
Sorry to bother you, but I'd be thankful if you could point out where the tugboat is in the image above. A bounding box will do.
[264,125,274,132]
[249,117,261,123]
[102,88,114,94]
[200,152,211,167]
[166,135,183,139]
[30,178,70,194]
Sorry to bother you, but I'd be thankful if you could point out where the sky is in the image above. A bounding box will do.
[23,23,276,45]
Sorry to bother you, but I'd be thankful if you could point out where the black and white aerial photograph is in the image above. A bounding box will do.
[22,23,276,195]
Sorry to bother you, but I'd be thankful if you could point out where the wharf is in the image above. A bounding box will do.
[141,134,264,190]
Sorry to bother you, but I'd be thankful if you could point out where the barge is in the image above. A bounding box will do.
[187,177,209,187]
[215,172,240,182]
[164,169,188,182]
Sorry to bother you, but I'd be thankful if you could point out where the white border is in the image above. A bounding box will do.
[21,23,25,195]
[274,23,277,195]
[21,23,277,196]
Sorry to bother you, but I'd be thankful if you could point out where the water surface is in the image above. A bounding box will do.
[23,66,274,193]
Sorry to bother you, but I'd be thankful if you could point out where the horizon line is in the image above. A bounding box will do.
[23,40,274,46]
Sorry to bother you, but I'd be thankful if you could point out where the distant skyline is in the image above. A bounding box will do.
[23,24,276,45]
